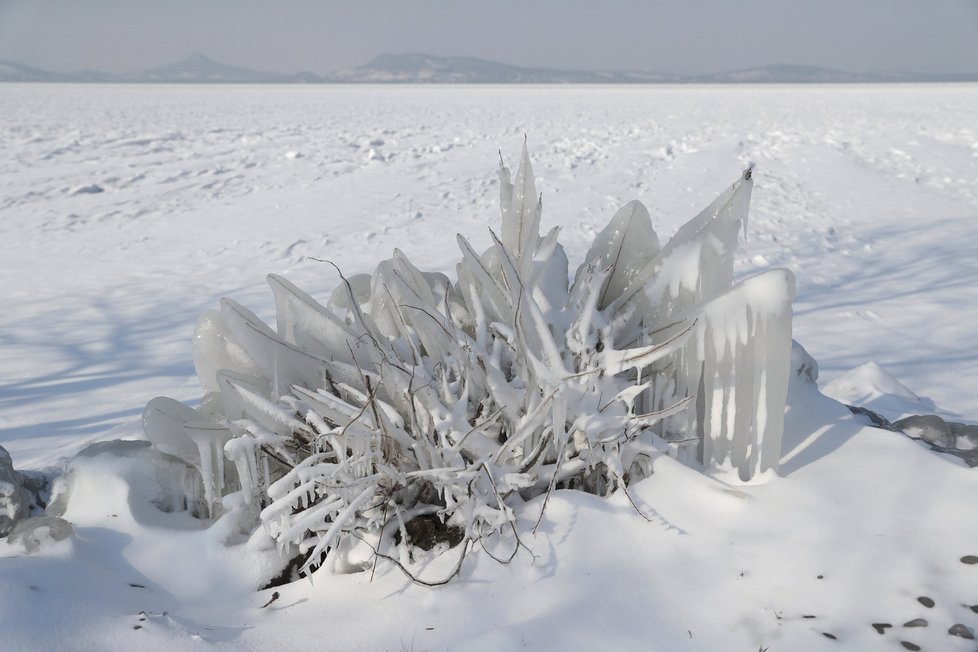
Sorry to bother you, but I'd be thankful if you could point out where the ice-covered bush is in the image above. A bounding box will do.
[143,145,794,580]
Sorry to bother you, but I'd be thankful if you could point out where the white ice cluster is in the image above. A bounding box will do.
[143,146,794,577]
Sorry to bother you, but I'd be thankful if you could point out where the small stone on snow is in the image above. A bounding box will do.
[948,624,975,639]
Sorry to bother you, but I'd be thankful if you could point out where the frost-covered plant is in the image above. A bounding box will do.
[143,145,794,580]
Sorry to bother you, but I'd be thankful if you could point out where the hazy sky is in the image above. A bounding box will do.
[2,0,977,75]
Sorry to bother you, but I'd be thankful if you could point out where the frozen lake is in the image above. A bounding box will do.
[3,83,977,467]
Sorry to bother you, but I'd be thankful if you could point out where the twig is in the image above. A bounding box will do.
[620,485,687,535]
[532,432,568,534]
[478,462,532,563]
[352,532,470,587]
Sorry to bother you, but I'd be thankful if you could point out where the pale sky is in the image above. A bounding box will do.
[1,0,977,75]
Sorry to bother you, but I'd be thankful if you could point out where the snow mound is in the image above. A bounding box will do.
[822,361,934,419]
[47,440,208,527]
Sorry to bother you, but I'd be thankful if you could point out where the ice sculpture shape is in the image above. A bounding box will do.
[144,145,794,578]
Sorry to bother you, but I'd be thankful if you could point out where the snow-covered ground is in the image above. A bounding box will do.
[1,83,977,651]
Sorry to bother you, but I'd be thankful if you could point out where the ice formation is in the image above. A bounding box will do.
[142,145,795,577]
[5,516,73,554]
[47,440,209,524]
[0,446,32,537]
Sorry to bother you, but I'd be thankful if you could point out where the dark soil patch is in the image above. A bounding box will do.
[262,553,307,589]
[395,513,464,551]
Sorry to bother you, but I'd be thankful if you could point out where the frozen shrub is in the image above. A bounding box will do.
[144,145,794,580]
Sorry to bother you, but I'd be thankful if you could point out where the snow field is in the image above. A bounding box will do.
[1,83,977,651]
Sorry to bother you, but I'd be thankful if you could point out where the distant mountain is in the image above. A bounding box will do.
[691,63,978,84]
[0,54,323,84]
[329,53,677,83]
[0,60,76,82]
[695,64,866,84]
[691,64,959,84]
[2,53,976,84]
[124,53,304,83]
[325,54,978,84]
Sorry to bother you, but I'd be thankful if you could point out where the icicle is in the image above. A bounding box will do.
[683,268,795,481]
[184,421,233,518]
